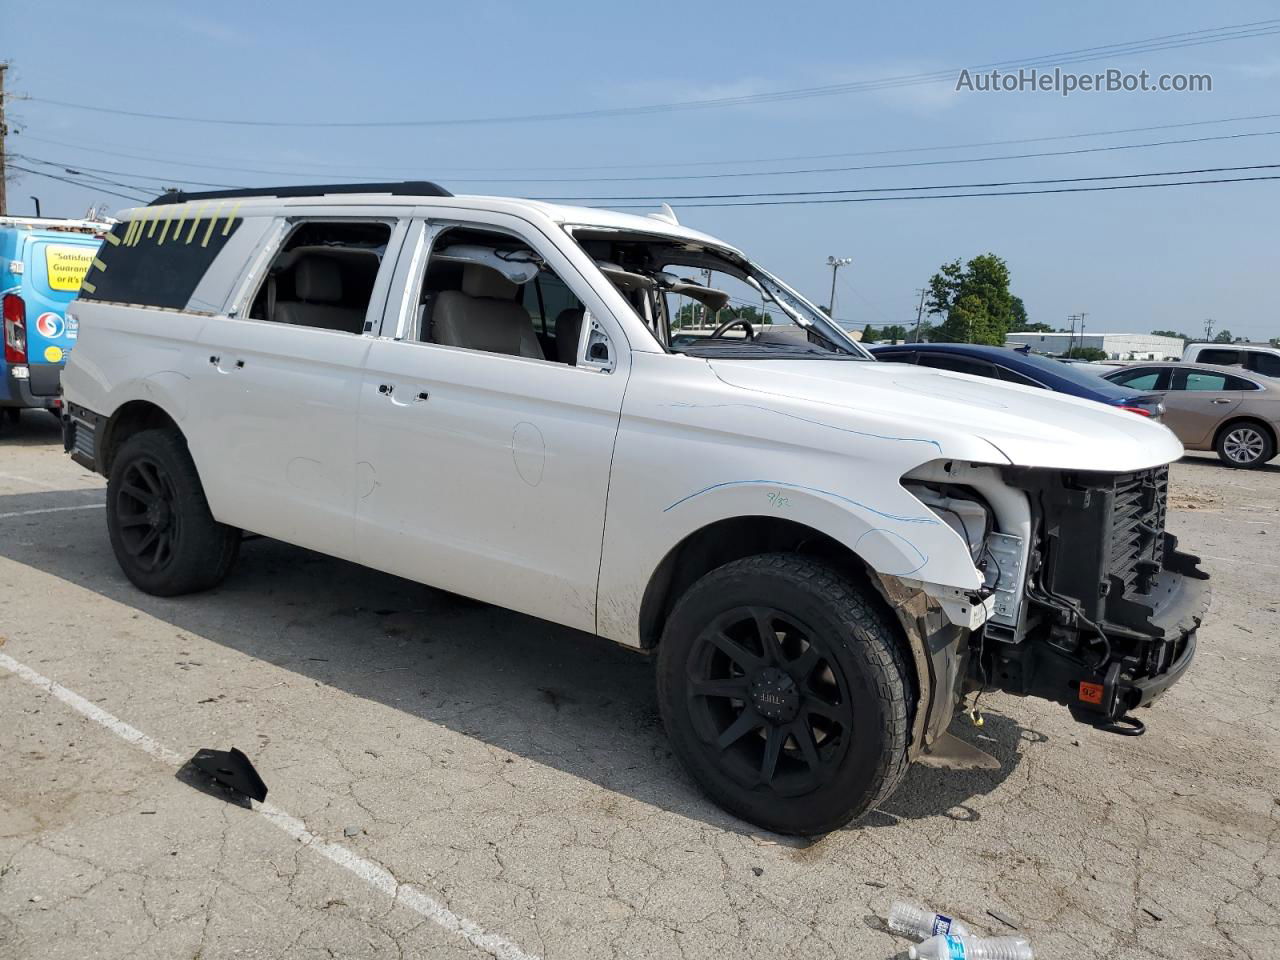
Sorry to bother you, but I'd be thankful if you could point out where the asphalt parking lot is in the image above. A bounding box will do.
[1,413,1277,960]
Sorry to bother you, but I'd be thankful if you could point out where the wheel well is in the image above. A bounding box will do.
[100,401,181,476]
[638,516,874,649]
[1213,416,1276,452]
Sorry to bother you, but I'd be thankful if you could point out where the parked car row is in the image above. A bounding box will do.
[57,183,1210,834]
[870,343,1278,469]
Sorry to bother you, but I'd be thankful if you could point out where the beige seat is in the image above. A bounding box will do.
[273,257,366,333]
[431,265,544,360]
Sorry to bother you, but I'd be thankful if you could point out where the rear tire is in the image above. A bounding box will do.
[657,553,912,835]
[106,429,240,596]
[1215,420,1274,469]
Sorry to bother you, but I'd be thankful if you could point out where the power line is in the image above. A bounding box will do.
[20,19,1280,128]
[14,154,236,190]
[16,110,1280,179]
[596,173,1280,209]
[466,130,1280,184]
[8,164,147,202]
[18,128,1280,196]
[533,162,1280,202]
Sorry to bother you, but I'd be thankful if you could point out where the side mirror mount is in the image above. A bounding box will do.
[581,314,615,373]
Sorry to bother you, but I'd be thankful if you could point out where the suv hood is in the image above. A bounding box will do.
[708,358,1184,472]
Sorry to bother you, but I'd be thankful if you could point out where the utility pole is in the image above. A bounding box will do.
[1203,318,1215,341]
[1078,311,1088,352]
[912,287,926,343]
[1066,314,1080,356]
[826,256,852,319]
[0,62,9,217]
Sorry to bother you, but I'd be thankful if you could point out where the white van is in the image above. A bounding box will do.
[1183,342,1280,378]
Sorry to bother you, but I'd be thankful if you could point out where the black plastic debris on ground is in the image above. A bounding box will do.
[188,747,268,803]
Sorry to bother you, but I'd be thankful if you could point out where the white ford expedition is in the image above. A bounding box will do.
[62,183,1209,834]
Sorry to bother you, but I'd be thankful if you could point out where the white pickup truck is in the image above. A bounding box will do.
[62,183,1209,834]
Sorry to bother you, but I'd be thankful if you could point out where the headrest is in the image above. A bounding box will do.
[462,264,518,300]
[294,257,343,302]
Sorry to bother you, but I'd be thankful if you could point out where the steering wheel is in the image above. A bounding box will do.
[709,317,755,340]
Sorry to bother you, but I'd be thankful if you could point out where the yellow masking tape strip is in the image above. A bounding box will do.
[221,201,242,236]
[172,207,189,239]
[132,212,151,246]
[124,218,139,247]
[104,231,121,246]
[157,216,173,245]
[147,212,160,238]
[186,204,208,244]
[81,280,96,294]
[201,203,223,247]
[92,257,107,271]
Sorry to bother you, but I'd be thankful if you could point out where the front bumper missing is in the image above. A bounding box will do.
[986,542,1211,725]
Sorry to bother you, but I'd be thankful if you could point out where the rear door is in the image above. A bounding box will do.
[189,215,410,560]
[1162,368,1242,446]
[22,234,101,395]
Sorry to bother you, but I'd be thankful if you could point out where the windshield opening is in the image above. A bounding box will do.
[567,228,871,360]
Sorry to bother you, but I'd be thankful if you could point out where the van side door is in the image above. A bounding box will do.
[354,211,629,633]
[189,215,409,560]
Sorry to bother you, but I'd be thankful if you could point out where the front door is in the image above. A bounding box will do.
[355,215,629,632]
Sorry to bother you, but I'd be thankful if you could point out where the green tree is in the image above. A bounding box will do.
[1213,329,1234,343]
[861,325,881,343]
[1151,329,1191,341]
[926,253,1016,345]
[1015,321,1057,333]
[1067,347,1109,361]
[1010,295,1028,329]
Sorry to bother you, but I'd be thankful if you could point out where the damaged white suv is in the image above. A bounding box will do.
[62,183,1209,834]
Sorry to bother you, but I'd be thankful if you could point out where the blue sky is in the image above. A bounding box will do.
[5,0,1279,339]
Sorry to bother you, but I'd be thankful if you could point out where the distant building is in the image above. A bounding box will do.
[1005,331,1183,360]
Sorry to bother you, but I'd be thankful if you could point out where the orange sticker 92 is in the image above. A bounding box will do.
[1078,681,1105,705]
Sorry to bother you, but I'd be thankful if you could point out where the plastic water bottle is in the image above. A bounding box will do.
[888,901,971,939]
[908,934,1034,960]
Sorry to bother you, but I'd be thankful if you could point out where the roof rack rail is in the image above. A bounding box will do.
[148,181,452,206]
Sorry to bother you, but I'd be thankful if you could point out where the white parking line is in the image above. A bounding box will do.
[0,504,106,519]
[0,471,101,493]
[0,651,539,960]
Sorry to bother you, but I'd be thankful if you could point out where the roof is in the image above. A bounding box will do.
[0,216,113,235]
[1005,331,1183,340]
[868,341,1146,401]
[118,185,735,253]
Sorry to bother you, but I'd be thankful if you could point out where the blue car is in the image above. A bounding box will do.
[1,217,105,430]
[868,342,1165,419]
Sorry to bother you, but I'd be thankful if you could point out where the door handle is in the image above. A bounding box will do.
[209,355,244,372]
[378,383,394,396]
[1210,397,1232,404]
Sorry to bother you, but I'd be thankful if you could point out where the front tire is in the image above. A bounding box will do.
[657,554,912,835]
[106,429,240,596]
[1215,420,1274,469]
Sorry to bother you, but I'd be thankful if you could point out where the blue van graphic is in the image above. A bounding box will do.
[1,217,106,428]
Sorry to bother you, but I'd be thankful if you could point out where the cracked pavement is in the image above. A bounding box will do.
[1,415,1277,959]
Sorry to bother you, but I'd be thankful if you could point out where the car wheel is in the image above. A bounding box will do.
[657,553,912,835]
[1215,420,1275,469]
[106,428,240,596]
